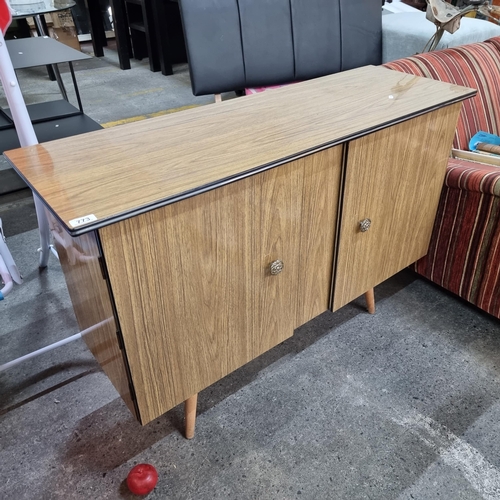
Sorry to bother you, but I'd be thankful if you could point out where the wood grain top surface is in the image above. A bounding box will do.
[4,65,475,234]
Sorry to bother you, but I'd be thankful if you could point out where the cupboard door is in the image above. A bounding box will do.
[295,146,342,327]
[99,147,341,424]
[48,215,137,418]
[332,103,461,311]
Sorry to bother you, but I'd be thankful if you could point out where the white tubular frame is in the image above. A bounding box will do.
[0,332,82,372]
[0,29,54,268]
[0,28,83,371]
[0,217,23,299]
[0,253,13,299]
[0,318,113,372]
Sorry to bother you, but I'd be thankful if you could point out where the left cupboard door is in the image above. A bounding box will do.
[98,146,342,424]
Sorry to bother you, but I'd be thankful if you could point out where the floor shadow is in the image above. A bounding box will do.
[0,362,98,415]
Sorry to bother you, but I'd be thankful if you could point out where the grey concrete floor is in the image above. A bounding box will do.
[2,41,500,500]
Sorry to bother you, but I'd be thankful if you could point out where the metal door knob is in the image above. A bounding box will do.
[270,260,284,275]
[359,218,371,232]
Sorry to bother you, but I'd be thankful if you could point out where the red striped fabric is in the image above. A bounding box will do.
[486,36,500,54]
[414,159,500,318]
[445,160,500,196]
[384,40,500,319]
[384,38,500,150]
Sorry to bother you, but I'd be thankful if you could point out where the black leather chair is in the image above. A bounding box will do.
[178,0,382,96]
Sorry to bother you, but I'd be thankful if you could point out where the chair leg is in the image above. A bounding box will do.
[365,288,375,314]
[184,393,198,439]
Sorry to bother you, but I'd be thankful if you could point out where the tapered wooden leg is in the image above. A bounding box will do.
[184,394,198,439]
[365,288,375,314]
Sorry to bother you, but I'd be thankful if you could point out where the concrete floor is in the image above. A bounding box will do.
[2,42,500,500]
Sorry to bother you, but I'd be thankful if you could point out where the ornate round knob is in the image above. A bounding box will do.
[270,260,284,275]
[359,218,371,232]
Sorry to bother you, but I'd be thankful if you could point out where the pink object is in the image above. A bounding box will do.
[245,84,291,95]
[245,81,300,95]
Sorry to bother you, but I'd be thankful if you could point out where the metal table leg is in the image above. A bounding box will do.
[51,64,68,101]
[33,15,56,81]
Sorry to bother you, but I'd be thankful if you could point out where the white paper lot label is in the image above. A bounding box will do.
[69,214,97,228]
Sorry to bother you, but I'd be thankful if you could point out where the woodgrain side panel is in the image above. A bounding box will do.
[4,66,474,232]
[296,146,342,327]
[98,149,338,424]
[48,214,136,418]
[332,103,462,311]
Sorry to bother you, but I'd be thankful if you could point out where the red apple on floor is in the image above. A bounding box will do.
[126,463,158,495]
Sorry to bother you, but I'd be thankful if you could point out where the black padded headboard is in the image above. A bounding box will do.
[178,0,382,96]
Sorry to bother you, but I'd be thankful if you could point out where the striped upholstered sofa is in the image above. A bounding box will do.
[384,37,500,319]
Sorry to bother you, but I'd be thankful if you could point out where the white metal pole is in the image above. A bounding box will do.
[0,318,113,372]
[0,252,13,299]
[0,216,22,285]
[0,332,82,372]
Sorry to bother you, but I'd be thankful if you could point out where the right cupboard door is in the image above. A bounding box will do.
[332,103,462,311]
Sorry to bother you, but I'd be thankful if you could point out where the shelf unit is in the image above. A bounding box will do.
[0,37,102,154]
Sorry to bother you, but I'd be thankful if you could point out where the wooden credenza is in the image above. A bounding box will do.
[4,66,475,426]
